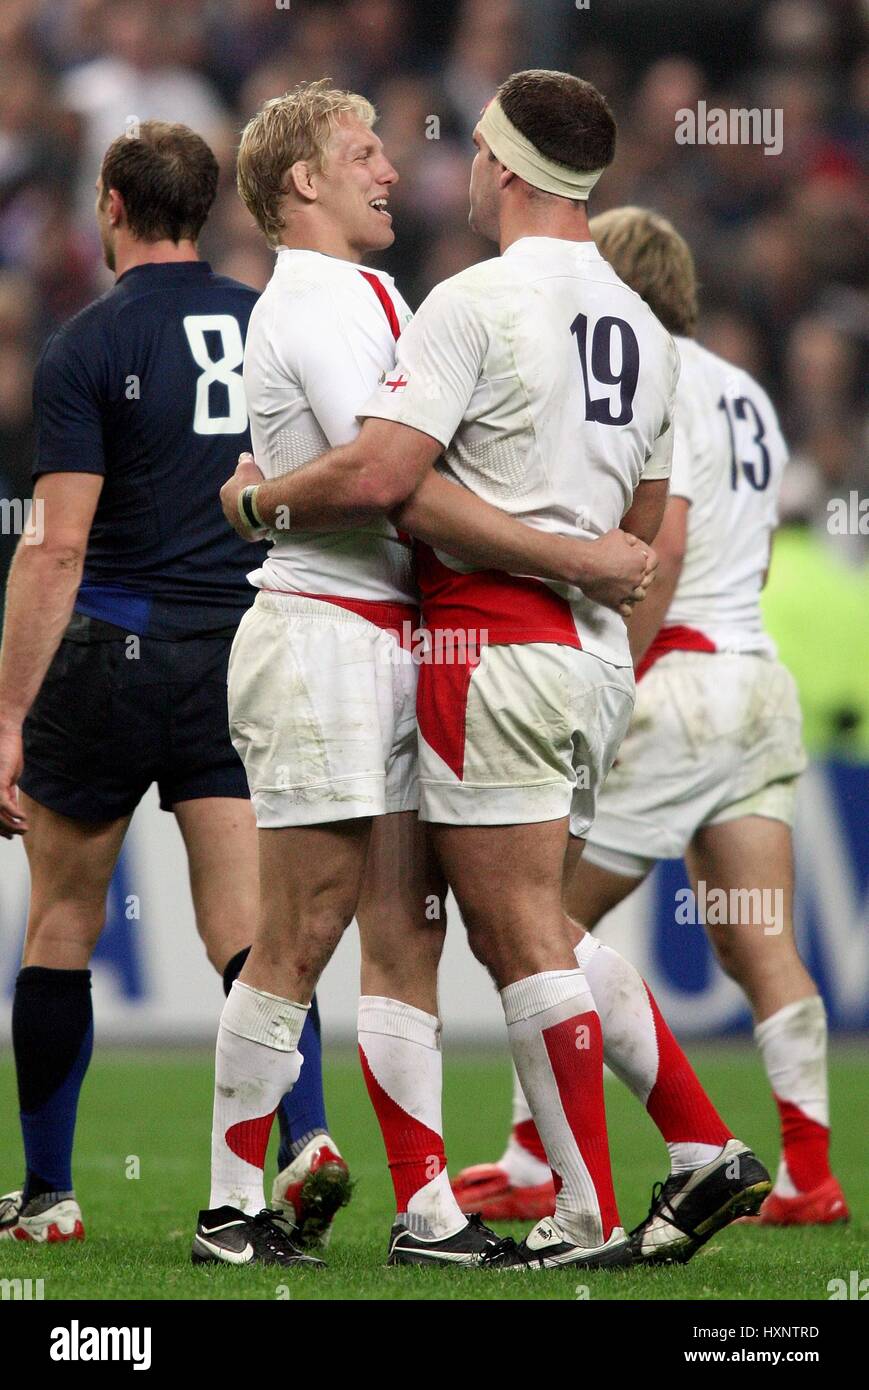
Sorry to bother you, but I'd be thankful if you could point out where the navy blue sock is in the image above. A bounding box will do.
[221,949,328,1170]
[276,996,327,1168]
[13,966,93,1202]
[221,947,251,997]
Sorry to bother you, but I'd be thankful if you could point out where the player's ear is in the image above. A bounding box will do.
[106,187,126,228]
[498,167,515,191]
[288,161,317,202]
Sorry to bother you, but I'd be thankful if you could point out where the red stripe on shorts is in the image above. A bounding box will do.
[635,624,716,681]
[260,589,419,646]
[414,543,582,648]
[416,648,480,780]
[413,545,581,781]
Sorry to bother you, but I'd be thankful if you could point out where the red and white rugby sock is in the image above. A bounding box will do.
[577,935,732,1171]
[506,937,731,1178]
[209,981,306,1214]
[754,995,831,1196]
[358,996,466,1239]
[502,969,619,1249]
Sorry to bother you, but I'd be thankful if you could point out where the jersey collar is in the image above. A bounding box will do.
[115,260,212,285]
[502,236,601,261]
[275,246,394,286]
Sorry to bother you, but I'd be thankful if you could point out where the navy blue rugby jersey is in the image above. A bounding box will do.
[32,261,268,637]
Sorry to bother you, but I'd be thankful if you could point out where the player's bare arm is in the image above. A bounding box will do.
[626,495,689,666]
[620,476,670,546]
[0,472,103,837]
[221,425,657,616]
[394,468,656,616]
[220,417,441,530]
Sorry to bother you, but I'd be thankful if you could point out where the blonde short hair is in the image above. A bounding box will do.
[589,206,698,337]
[237,79,377,247]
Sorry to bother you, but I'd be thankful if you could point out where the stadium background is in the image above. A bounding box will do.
[0,0,866,1045]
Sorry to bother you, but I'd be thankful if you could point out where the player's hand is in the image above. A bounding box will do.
[579,529,658,618]
[220,453,266,539]
[0,719,27,838]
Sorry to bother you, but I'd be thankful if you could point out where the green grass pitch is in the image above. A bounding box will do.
[0,1044,864,1301]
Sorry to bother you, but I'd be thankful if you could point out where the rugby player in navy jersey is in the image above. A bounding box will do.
[0,122,345,1256]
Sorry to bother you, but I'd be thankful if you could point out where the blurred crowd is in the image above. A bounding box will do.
[0,0,866,743]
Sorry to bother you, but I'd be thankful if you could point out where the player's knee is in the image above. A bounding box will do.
[24,902,103,961]
[463,913,498,976]
[298,899,355,958]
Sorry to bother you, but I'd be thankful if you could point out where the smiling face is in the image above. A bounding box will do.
[312,114,398,259]
[468,126,502,243]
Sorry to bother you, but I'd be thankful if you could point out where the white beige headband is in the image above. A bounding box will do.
[478,96,605,201]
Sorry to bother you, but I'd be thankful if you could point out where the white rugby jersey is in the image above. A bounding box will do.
[662,336,788,657]
[244,247,417,607]
[361,237,679,667]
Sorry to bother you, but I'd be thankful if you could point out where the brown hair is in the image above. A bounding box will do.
[100,121,219,243]
[496,69,616,178]
[237,79,377,247]
[590,206,699,336]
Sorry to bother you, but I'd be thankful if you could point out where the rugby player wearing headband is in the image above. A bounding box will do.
[456,208,844,1245]
[197,79,652,1271]
[222,71,769,1270]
